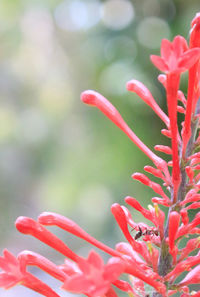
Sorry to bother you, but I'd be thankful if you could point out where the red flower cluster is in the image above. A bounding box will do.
[1,13,200,297]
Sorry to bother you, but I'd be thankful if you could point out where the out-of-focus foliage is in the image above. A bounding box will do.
[0,1,199,295]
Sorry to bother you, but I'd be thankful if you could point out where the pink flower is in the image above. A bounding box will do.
[150,36,200,73]
[0,250,23,289]
[0,250,60,297]
[62,250,124,297]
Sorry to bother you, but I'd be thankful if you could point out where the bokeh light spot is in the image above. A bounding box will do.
[101,0,134,30]
[54,0,101,31]
[137,17,171,49]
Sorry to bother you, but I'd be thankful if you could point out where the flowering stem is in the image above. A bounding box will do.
[153,98,200,297]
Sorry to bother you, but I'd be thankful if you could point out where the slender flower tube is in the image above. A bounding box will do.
[38,212,121,258]
[81,90,170,180]
[15,216,79,262]
[126,79,169,127]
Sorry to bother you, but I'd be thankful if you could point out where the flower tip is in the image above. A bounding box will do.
[80,90,98,105]
[15,216,37,234]
[38,212,55,225]
[126,80,135,91]
[124,196,132,202]
[111,203,120,212]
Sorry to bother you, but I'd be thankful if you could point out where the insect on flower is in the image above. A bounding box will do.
[132,226,159,240]
[1,11,200,297]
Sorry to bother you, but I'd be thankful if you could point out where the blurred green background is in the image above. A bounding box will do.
[0,0,200,296]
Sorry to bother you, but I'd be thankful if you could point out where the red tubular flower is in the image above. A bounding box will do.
[125,196,154,223]
[179,237,200,261]
[81,90,170,180]
[144,165,164,179]
[176,213,200,238]
[154,145,172,155]
[15,216,79,262]
[126,79,169,127]
[38,212,120,258]
[112,279,138,295]
[17,250,66,282]
[168,211,180,263]
[165,253,200,282]
[132,173,171,204]
[180,209,189,225]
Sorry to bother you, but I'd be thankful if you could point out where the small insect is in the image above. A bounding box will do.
[133,226,159,240]
[134,226,143,240]
[143,229,159,237]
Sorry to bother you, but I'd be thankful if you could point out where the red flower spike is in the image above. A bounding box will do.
[1,13,200,297]
[17,250,66,282]
[126,79,169,127]
[81,90,170,180]
[15,216,79,262]
[168,212,181,262]
[38,212,120,258]
[62,250,124,297]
